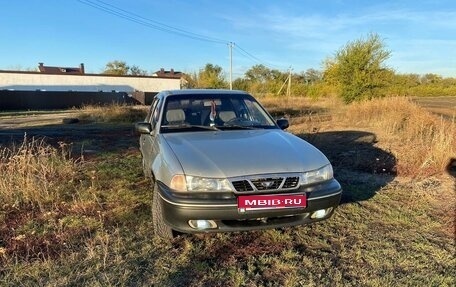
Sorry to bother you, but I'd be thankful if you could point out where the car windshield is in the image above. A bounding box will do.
[160,93,277,132]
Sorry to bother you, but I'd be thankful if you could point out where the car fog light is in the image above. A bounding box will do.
[188,220,217,230]
[311,208,333,219]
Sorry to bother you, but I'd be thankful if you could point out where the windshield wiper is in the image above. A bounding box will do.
[218,124,258,130]
[162,124,220,131]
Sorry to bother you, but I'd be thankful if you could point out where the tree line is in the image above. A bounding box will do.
[103,33,456,103]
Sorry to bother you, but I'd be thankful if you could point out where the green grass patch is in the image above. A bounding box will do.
[1,146,454,286]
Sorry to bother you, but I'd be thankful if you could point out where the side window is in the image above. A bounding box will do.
[151,99,162,128]
[145,97,158,123]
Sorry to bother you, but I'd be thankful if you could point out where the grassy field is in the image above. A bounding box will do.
[0,98,455,286]
[412,96,456,120]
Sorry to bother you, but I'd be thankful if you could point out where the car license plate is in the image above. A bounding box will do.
[237,194,306,212]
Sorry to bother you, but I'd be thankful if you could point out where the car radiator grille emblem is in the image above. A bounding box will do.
[251,178,282,190]
[261,181,274,188]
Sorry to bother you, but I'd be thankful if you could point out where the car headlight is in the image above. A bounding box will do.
[300,164,333,185]
[170,175,233,192]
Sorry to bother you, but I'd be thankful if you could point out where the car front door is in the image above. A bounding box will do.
[140,96,162,178]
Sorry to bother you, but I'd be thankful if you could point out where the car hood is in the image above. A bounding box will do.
[162,130,330,178]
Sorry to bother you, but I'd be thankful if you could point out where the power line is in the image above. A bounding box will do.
[94,0,228,44]
[235,45,264,64]
[78,0,228,44]
[77,0,290,75]
[234,44,287,70]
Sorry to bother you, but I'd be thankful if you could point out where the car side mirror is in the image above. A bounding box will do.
[276,118,289,130]
[135,122,152,134]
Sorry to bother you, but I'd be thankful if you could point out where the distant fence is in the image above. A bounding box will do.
[0,90,157,110]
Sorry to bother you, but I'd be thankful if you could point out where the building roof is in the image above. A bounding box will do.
[38,62,85,74]
[153,68,182,78]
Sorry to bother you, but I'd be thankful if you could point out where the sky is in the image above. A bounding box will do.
[1,0,455,78]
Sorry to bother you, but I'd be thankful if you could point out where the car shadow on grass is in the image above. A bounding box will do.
[296,130,397,204]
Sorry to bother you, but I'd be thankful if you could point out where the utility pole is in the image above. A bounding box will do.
[286,67,292,97]
[229,42,234,90]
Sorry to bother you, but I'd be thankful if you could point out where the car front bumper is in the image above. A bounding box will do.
[157,179,342,233]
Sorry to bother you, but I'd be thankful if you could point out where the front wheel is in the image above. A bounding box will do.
[152,181,174,239]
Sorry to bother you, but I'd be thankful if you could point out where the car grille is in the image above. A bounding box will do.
[230,174,300,193]
[283,176,299,189]
[231,180,254,192]
[251,177,283,190]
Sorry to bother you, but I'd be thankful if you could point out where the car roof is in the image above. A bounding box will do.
[160,89,250,98]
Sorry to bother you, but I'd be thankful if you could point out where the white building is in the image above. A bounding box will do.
[0,70,181,93]
[0,64,183,109]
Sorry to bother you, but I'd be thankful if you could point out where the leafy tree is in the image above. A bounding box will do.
[232,78,249,91]
[103,61,148,76]
[303,68,323,84]
[244,65,286,83]
[245,64,272,83]
[197,64,227,88]
[421,73,442,84]
[243,65,289,95]
[324,33,392,103]
[103,60,130,75]
[129,65,148,76]
[181,72,198,89]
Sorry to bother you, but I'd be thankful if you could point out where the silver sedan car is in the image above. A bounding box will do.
[135,89,341,238]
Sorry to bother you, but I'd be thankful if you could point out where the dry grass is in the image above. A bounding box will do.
[424,107,456,119]
[0,135,79,211]
[77,104,147,123]
[260,96,340,114]
[0,140,145,266]
[263,96,455,178]
[337,97,456,177]
[0,136,100,265]
[412,96,456,119]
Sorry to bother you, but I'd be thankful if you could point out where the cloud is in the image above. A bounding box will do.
[223,6,456,43]
[218,3,456,74]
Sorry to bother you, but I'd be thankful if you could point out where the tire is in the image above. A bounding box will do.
[152,181,174,239]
